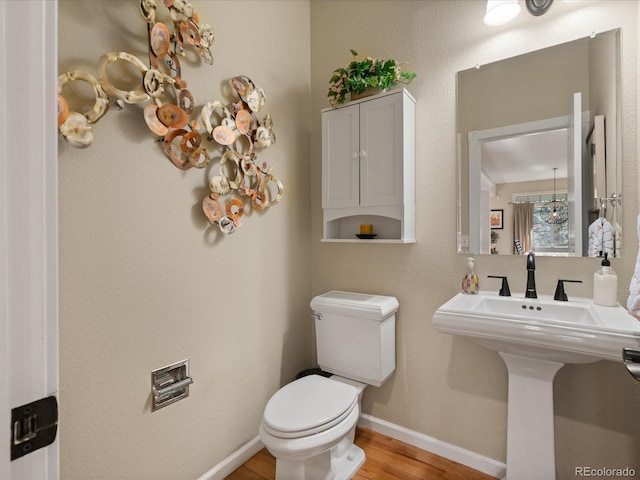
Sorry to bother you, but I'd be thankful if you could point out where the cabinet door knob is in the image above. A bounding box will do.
[351,152,358,159]
[360,150,366,157]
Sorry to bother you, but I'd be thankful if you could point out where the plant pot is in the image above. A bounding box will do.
[350,86,383,101]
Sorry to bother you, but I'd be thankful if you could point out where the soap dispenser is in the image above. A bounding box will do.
[462,257,479,294]
[593,252,618,306]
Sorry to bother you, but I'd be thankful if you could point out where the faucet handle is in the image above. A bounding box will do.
[554,279,582,301]
[488,275,511,297]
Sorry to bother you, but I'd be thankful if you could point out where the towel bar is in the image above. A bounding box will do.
[622,348,640,381]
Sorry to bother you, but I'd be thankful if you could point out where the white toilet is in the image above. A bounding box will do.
[259,290,399,480]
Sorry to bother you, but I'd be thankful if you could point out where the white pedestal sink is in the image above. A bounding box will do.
[433,291,640,480]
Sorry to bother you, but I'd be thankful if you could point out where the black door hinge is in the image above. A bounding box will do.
[11,396,58,461]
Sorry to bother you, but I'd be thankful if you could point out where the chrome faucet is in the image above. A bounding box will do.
[525,252,537,298]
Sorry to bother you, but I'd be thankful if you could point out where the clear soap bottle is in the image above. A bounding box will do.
[462,257,479,294]
[593,252,618,306]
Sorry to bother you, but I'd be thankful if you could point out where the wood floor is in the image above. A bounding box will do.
[225,427,498,480]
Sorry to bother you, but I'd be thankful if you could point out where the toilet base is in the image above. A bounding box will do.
[275,436,365,480]
[331,442,365,480]
[260,376,367,480]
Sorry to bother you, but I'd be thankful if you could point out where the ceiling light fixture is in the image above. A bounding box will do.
[540,167,568,225]
[484,0,522,26]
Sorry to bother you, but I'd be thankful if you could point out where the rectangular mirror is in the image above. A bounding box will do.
[457,29,622,257]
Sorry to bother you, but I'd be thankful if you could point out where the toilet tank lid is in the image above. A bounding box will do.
[310,290,399,321]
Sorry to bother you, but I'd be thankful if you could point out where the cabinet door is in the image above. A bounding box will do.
[359,93,403,207]
[322,104,360,208]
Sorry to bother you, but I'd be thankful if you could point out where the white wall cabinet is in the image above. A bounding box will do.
[321,88,415,242]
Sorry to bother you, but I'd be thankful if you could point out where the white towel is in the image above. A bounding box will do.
[626,215,640,319]
[588,217,614,258]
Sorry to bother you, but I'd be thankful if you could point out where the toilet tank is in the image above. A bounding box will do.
[310,291,399,387]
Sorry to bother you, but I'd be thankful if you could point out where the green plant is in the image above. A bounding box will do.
[327,49,417,106]
[491,230,499,244]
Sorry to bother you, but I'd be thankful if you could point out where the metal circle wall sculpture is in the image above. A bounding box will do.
[57,0,282,236]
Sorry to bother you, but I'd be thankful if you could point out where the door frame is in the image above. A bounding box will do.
[0,1,59,478]
[468,111,589,255]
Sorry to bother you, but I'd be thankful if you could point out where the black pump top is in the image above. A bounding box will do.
[601,252,611,266]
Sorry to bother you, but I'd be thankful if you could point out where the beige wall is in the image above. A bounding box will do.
[310,1,639,478]
[58,1,311,479]
[58,1,639,479]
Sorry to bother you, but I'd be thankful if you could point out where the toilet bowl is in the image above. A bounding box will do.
[260,291,399,480]
[259,375,365,480]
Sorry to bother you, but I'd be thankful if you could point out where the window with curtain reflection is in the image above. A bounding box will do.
[515,193,569,253]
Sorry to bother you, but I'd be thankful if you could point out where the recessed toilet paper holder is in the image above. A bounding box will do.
[151,359,193,411]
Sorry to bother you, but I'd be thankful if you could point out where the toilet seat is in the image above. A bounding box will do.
[262,375,358,439]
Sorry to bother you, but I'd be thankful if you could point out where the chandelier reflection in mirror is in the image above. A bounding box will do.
[57,0,283,236]
[540,167,568,225]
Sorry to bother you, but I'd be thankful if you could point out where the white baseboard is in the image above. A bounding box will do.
[196,435,264,480]
[358,413,506,479]
[197,415,507,480]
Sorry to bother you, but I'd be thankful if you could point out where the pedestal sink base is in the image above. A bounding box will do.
[432,292,640,479]
[500,352,563,480]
